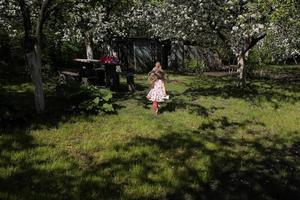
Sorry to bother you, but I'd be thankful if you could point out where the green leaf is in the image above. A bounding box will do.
[102,103,114,112]
[103,92,113,102]
[93,97,100,104]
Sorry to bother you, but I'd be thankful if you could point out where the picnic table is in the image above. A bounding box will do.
[58,58,121,89]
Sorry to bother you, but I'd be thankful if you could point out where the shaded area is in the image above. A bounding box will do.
[1,117,299,199]
[1,73,300,200]
[0,83,82,131]
[117,131,300,200]
[0,80,134,131]
[183,76,300,109]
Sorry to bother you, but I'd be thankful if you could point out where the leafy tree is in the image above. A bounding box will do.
[15,0,71,113]
[140,0,300,86]
[262,0,300,64]
[61,0,136,59]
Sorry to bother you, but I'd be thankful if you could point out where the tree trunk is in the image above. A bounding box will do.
[26,40,45,113]
[293,56,298,65]
[85,32,93,60]
[237,53,246,87]
[19,0,46,114]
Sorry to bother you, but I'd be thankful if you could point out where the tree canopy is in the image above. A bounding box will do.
[0,0,299,112]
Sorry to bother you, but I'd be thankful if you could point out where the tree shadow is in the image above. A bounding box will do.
[90,118,300,199]
[1,110,300,199]
[0,82,124,132]
[158,98,212,117]
[199,116,265,132]
[183,77,300,109]
[0,129,124,200]
[1,74,300,199]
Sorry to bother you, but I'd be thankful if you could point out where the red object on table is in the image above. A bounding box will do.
[99,56,114,64]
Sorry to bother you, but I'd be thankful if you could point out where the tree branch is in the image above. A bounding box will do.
[35,0,51,41]
[18,0,32,38]
[18,0,34,52]
[43,1,74,22]
[243,33,267,54]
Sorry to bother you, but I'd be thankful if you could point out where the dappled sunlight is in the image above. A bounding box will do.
[1,73,300,199]
[1,0,300,198]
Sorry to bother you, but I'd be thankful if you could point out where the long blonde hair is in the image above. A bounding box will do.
[148,70,165,88]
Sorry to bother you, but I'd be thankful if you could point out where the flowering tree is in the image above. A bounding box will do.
[209,0,274,86]
[61,1,107,59]
[0,0,22,69]
[2,0,72,113]
[262,0,300,64]
[61,0,134,59]
[1,0,137,113]
[18,0,52,113]
[140,0,299,86]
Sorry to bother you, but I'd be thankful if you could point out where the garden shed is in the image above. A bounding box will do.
[107,38,222,72]
[113,38,171,72]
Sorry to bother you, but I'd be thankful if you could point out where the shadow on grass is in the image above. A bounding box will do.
[0,129,124,199]
[0,88,86,131]
[199,116,265,132]
[1,74,300,199]
[88,119,300,200]
[1,106,300,199]
[183,76,300,109]
[0,81,136,132]
[63,118,299,200]
[115,74,300,115]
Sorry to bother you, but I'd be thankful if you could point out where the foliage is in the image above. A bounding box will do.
[265,0,300,62]
[184,58,207,73]
[75,85,114,114]
[247,45,273,72]
[133,0,299,82]
[60,0,138,44]
[0,1,25,76]
[55,82,114,114]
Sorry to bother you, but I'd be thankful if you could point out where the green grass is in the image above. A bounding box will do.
[256,64,300,74]
[1,72,300,200]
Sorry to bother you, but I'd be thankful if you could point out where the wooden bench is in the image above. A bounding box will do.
[219,65,239,75]
[58,70,81,85]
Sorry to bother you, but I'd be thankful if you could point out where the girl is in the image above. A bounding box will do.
[147,70,169,115]
[148,61,163,76]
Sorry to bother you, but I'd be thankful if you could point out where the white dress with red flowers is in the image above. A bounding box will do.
[147,79,167,102]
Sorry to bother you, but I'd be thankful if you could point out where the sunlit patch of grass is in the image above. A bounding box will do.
[1,72,300,199]
[264,64,300,73]
[1,83,33,93]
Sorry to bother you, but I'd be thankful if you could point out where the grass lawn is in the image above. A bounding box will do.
[1,71,300,200]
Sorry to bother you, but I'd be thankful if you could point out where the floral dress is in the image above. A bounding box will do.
[147,79,166,102]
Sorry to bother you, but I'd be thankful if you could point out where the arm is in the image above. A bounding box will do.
[149,66,157,74]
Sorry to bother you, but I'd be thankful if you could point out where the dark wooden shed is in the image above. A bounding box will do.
[113,38,171,72]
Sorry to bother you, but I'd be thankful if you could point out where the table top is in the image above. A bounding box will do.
[74,59,102,63]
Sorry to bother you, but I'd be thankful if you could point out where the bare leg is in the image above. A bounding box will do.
[153,101,158,116]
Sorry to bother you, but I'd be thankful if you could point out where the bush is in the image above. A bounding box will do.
[247,46,273,76]
[184,58,208,73]
[74,85,114,114]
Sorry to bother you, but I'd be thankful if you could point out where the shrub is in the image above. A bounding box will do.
[184,58,208,73]
[247,46,273,76]
[74,85,114,114]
